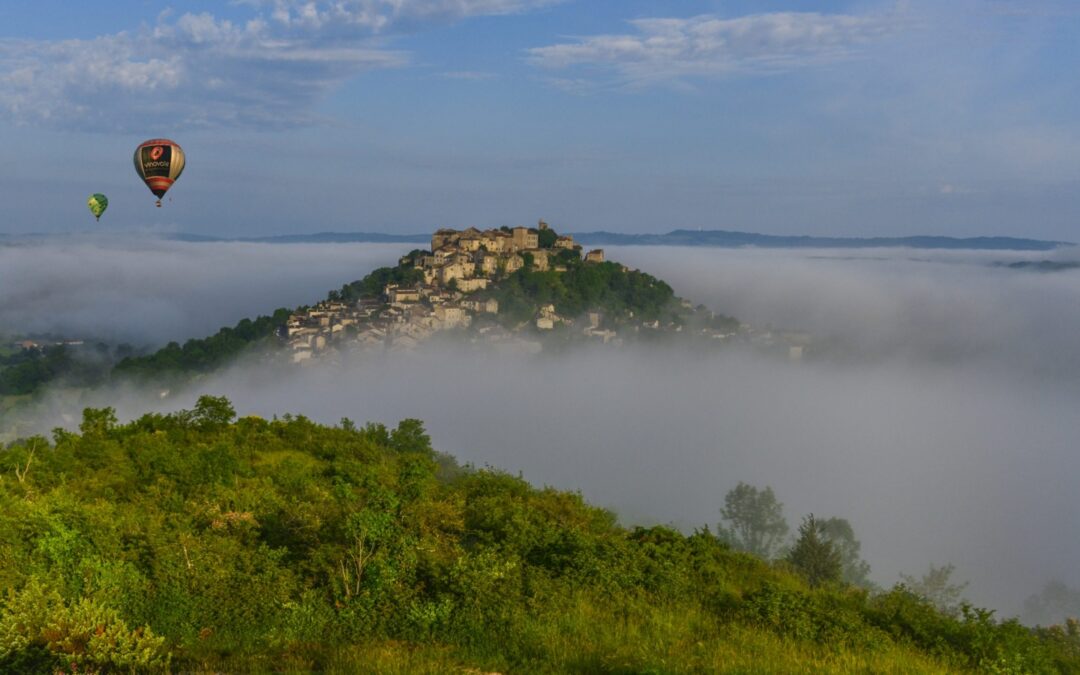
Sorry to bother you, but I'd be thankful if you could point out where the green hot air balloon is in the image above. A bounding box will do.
[87,193,109,221]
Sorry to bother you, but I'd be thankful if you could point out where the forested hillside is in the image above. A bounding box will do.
[1,399,1077,673]
[113,310,292,379]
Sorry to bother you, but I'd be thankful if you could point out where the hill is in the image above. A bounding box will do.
[114,223,739,380]
[1,397,1076,673]
[994,260,1080,272]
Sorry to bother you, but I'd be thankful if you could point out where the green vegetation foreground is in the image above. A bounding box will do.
[1,399,1078,673]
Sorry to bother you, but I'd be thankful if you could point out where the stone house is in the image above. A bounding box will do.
[386,285,420,304]
[481,231,510,253]
[585,249,605,263]
[504,254,525,274]
[477,252,500,276]
[457,235,483,252]
[455,277,489,293]
[434,304,469,329]
[439,262,475,285]
[462,297,499,314]
[511,226,539,251]
[431,229,459,251]
[528,249,551,271]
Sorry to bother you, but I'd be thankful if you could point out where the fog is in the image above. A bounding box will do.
[0,236,412,345]
[4,238,1080,619]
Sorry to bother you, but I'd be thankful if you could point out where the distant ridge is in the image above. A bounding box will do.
[993,260,1080,271]
[570,229,1072,251]
[165,229,1071,251]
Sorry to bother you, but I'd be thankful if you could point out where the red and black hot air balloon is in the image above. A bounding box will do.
[133,139,185,207]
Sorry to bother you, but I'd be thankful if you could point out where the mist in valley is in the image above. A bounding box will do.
[0,237,413,345]
[4,237,1080,621]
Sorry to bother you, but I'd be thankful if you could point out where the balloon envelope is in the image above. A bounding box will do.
[87,193,108,221]
[133,139,185,206]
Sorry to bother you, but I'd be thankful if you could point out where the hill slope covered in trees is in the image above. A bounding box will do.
[1,399,1077,673]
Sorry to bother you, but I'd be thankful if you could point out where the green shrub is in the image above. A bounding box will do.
[0,579,168,672]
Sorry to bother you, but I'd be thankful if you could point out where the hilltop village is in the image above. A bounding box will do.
[285,222,599,360]
[282,221,807,361]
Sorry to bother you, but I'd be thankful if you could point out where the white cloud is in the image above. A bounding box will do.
[0,13,404,131]
[528,10,901,87]
[0,0,563,131]
[249,0,565,32]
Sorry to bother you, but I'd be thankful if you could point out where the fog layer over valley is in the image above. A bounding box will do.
[6,238,1080,619]
[0,237,412,345]
[610,245,1080,380]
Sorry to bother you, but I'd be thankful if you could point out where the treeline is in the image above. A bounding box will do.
[2,309,293,397]
[0,400,1077,673]
[0,343,126,397]
[112,309,291,378]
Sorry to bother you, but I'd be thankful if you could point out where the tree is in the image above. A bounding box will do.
[192,395,236,430]
[899,563,969,617]
[718,482,789,559]
[390,419,432,455]
[537,228,557,249]
[1024,581,1080,627]
[818,517,873,588]
[79,407,117,437]
[787,514,842,588]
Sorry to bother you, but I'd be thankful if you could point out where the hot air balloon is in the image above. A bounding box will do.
[87,193,108,221]
[133,139,185,207]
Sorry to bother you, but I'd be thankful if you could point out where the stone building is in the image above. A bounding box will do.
[386,285,420,304]
[511,226,539,251]
[504,254,525,274]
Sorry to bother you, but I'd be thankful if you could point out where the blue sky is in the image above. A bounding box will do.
[1,0,1078,238]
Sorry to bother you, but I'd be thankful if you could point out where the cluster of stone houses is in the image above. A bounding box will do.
[422,221,602,281]
[283,222,608,360]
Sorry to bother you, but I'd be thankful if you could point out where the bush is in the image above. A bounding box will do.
[0,579,169,672]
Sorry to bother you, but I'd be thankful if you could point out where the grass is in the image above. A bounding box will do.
[170,591,959,674]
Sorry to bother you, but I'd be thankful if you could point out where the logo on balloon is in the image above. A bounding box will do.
[150,146,165,161]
